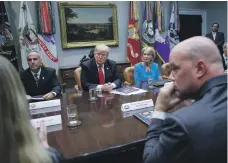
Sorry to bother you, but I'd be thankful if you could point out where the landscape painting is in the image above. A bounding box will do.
[58,2,119,49]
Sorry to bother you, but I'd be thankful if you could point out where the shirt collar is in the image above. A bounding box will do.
[97,64,104,69]
[30,68,41,76]
[212,31,217,34]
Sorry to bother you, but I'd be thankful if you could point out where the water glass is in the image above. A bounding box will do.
[89,88,98,102]
[148,77,154,89]
[66,104,81,127]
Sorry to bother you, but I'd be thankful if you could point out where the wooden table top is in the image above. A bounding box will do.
[33,89,160,159]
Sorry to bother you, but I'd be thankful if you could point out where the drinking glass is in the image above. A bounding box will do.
[66,104,81,127]
[148,77,154,89]
[89,88,98,102]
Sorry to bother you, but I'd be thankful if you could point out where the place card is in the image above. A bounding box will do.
[29,99,61,110]
[121,99,154,112]
[31,115,62,128]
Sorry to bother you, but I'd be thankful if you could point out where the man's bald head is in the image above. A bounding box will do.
[168,36,225,99]
[171,36,223,69]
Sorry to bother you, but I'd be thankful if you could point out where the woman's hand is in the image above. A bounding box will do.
[38,120,49,148]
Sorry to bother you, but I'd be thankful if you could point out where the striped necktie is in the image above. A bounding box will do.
[34,73,39,86]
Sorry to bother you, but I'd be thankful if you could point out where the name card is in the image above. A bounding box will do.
[121,99,154,112]
[30,115,62,128]
[29,99,60,110]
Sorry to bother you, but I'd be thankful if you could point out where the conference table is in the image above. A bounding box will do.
[33,88,161,163]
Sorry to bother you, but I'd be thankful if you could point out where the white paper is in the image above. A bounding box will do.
[31,115,62,128]
[121,99,154,112]
[29,99,60,110]
[111,88,147,96]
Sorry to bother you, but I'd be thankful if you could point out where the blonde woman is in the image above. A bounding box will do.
[0,56,62,163]
[134,47,161,86]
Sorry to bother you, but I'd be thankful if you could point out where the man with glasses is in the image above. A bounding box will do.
[206,23,225,69]
[81,44,121,91]
[20,50,61,100]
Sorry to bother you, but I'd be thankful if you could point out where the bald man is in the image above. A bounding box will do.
[20,51,61,100]
[143,36,227,163]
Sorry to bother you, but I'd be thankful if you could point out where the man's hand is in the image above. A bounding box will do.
[101,83,113,92]
[38,120,49,148]
[43,92,55,100]
[155,83,184,112]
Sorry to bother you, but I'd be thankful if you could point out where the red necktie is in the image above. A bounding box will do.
[98,66,104,84]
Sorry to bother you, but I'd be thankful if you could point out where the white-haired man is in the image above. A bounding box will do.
[81,44,121,91]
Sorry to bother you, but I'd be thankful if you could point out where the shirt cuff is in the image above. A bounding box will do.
[52,92,57,97]
[111,83,116,89]
[96,85,102,91]
[152,111,166,120]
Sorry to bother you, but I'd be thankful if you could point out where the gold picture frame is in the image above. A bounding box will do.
[58,2,119,49]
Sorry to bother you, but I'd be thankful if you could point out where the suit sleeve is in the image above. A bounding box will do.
[134,64,141,85]
[51,69,61,95]
[143,117,191,163]
[81,64,98,90]
[111,62,121,88]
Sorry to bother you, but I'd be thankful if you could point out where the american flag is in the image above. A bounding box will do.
[22,37,31,46]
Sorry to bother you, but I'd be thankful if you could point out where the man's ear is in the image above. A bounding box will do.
[195,60,207,78]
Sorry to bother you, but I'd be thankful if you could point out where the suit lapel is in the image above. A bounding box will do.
[92,59,99,82]
[27,69,37,87]
[38,67,46,87]
[215,32,219,42]
[104,61,111,82]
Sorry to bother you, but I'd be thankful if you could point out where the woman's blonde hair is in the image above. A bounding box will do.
[141,46,156,62]
[0,56,52,163]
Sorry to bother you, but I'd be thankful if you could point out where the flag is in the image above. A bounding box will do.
[127,1,141,66]
[168,1,180,50]
[141,2,156,48]
[154,1,170,64]
[19,1,58,71]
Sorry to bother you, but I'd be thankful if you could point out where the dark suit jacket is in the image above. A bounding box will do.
[20,67,61,96]
[206,32,226,69]
[80,58,121,90]
[143,75,227,163]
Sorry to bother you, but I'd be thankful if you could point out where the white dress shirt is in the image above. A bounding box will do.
[96,64,116,91]
[31,68,41,81]
[212,32,216,41]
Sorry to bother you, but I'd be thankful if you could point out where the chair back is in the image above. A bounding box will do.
[123,66,135,85]
[74,67,82,91]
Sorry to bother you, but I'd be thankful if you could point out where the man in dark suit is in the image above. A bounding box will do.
[81,44,121,91]
[206,23,226,69]
[143,36,227,163]
[20,51,61,100]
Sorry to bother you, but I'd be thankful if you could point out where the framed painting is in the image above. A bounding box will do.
[58,2,119,49]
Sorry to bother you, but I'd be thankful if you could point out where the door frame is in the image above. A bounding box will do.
[179,8,207,36]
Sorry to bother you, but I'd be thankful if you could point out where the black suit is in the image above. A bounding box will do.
[20,67,61,96]
[80,58,121,90]
[143,75,227,163]
[206,32,226,69]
